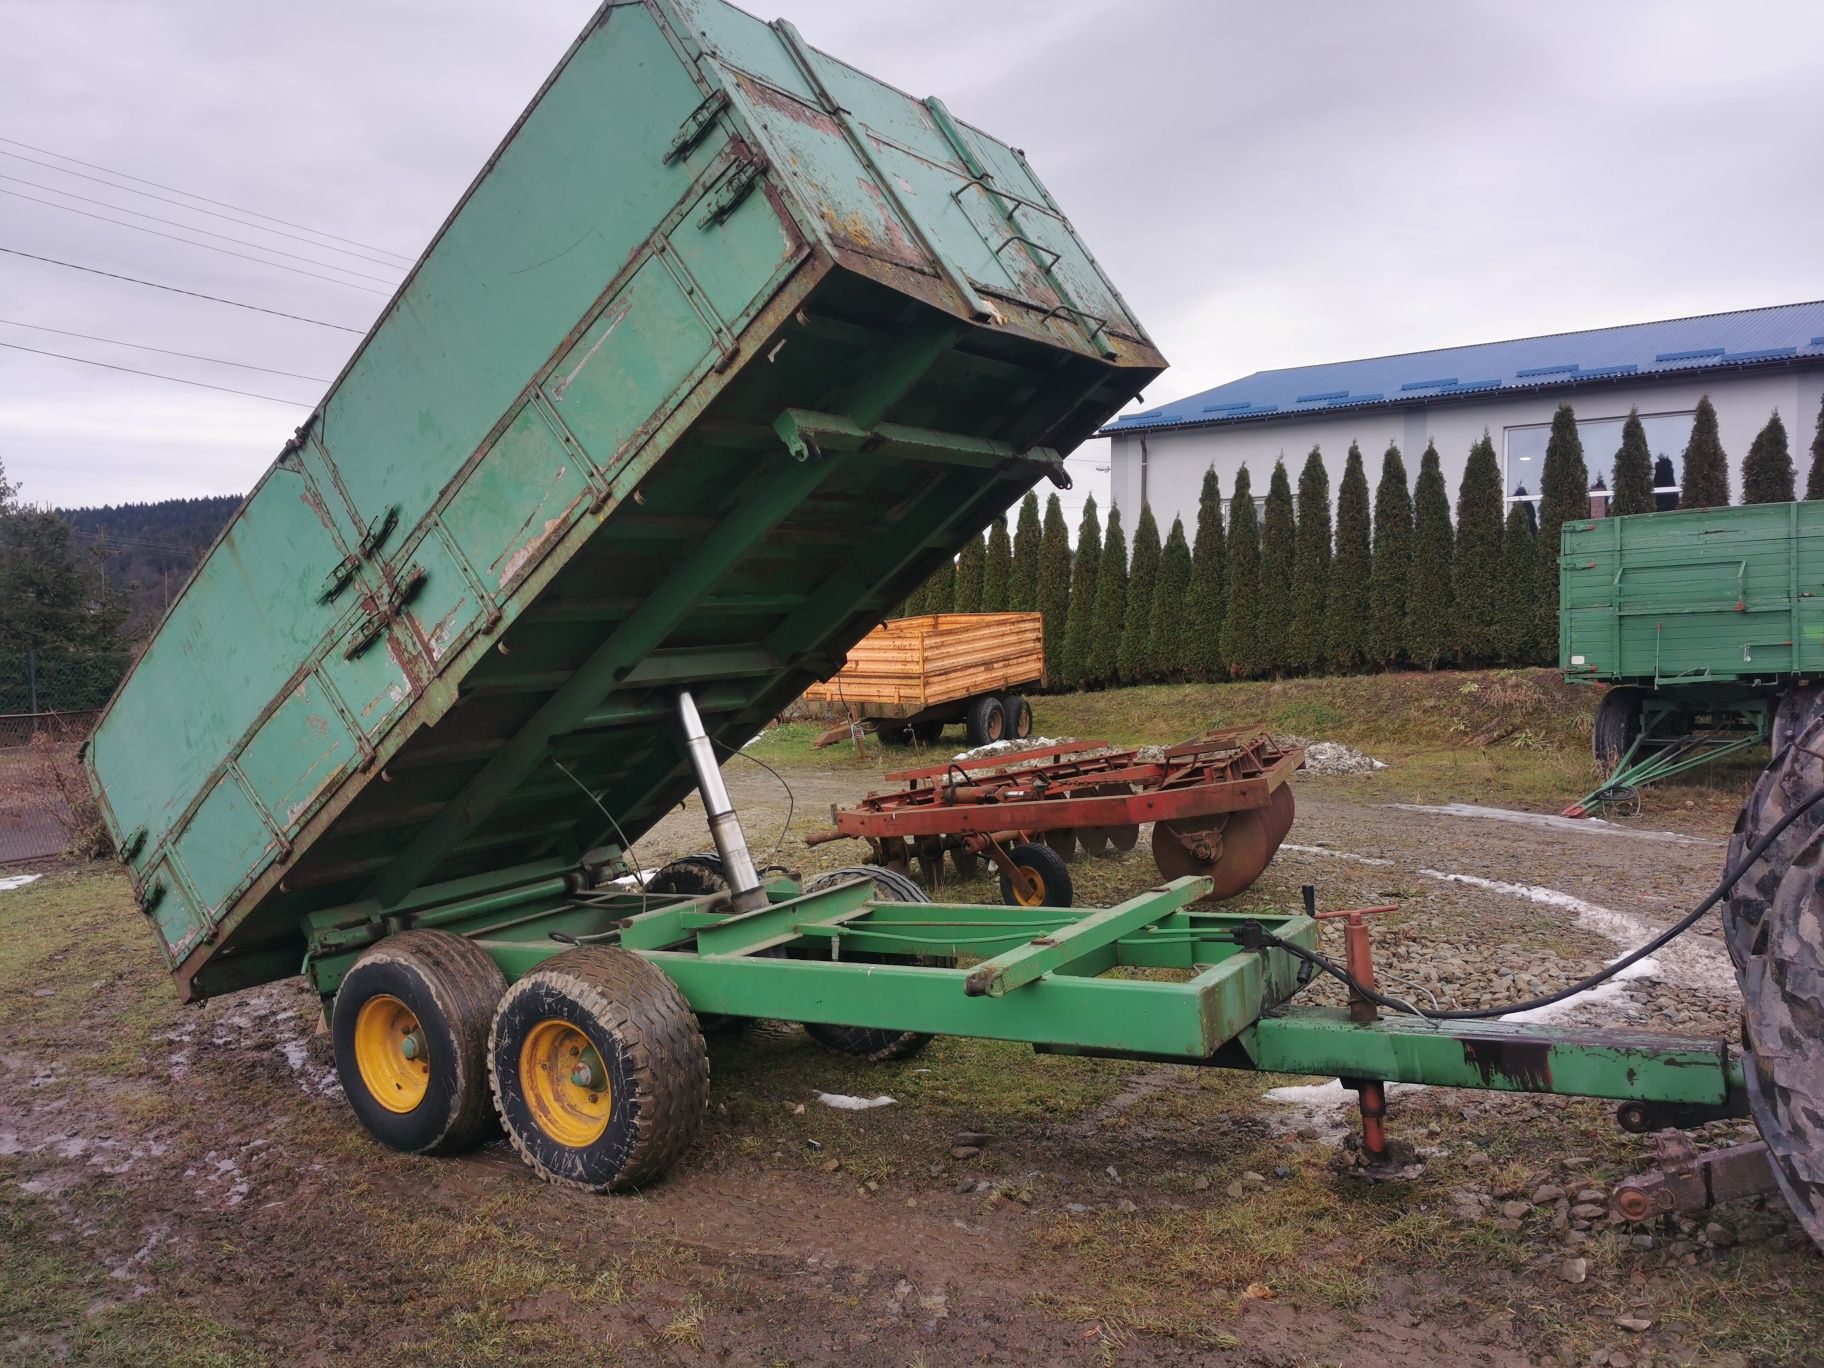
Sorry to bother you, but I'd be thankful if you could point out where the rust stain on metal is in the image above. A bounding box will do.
[299,486,336,531]
[1460,1036,1553,1091]
[738,74,840,135]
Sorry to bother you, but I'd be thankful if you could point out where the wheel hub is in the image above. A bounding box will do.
[352,993,431,1114]
[519,1019,613,1147]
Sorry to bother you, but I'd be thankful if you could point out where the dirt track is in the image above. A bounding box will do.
[3,758,1821,1366]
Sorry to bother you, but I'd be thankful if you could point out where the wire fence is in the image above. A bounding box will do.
[0,652,126,861]
[0,649,132,714]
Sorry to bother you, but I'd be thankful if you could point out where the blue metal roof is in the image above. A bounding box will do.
[1101,300,1824,436]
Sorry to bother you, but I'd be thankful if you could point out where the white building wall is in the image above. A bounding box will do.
[1109,368,1824,533]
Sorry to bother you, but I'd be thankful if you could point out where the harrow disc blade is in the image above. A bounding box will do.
[1107,824,1141,852]
[1264,783,1296,846]
[1152,810,1274,901]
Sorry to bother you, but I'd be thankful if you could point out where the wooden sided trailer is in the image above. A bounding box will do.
[802,611,1042,747]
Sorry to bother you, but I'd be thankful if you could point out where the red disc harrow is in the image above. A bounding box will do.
[806,728,1303,906]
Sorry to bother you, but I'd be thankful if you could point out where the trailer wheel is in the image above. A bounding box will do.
[965,694,1006,747]
[799,868,946,1062]
[999,841,1073,908]
[1742,824,1824,1250]
[489,946,707,1192]
[332,930,507,1155]
[1000,694,1033,740]
[1592,686,1644,768]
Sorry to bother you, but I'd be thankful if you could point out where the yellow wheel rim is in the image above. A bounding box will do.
[1011,863,1045,907]
[353,993,430,1113]
[519,1019,612,1148]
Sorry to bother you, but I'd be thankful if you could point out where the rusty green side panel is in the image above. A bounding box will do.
[1561,501,1824,687]
[85,0,1163,1000]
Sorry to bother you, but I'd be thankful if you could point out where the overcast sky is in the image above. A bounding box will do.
[2,0,1821,529]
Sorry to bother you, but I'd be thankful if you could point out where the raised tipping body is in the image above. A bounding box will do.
[86,0,1162,1001]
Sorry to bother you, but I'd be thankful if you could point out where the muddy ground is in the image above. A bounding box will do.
[4,733,1822,1367]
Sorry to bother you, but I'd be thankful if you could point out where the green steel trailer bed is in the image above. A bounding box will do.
[84,0,1824,1246]
[1561,500,1824,814]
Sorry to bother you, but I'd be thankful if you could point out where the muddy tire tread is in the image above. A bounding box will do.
[489,946,707,1192]
[1726,711,1824,973]
[333,929,507,1155]
[1742,825,1824,1247]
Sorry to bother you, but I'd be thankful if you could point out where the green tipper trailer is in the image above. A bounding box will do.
[1560,501,1823,814]
[83,1,1824,1242]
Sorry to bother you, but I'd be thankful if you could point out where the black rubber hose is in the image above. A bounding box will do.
[1240,779,1824,1022]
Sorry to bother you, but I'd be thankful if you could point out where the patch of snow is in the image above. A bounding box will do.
[1417,870,1657,952]
[952,736,1063,762]
[1280,843,1396,868]
[1263,1079,1430,1138]
[1394,803,1715,846]
[1499,955,1660,1025]
[813,1091,896,1111]
[0,873,41,892]
[1417,868,1734,999]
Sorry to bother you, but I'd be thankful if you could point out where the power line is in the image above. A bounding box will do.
[0,339,310,407]
[0,173,402,284]
[0,247,366,332]
[0,187,391,295]
[0,317,330,383]
[0,137,415,266]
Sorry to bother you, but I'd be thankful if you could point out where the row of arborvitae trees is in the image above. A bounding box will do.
[898,394,1824,685]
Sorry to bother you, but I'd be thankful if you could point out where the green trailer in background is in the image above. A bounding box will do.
[1560,500,1824,815]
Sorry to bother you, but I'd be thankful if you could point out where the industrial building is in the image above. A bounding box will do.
[1102,300,1824,529]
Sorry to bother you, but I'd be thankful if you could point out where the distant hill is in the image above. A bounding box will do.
[58,495,242,632]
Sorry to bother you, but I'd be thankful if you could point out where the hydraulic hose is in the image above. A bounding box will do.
[1228,779,1824,1022]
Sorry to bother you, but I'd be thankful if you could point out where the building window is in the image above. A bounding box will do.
[1503,410,1694,504]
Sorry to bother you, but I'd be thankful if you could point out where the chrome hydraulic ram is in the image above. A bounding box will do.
[677,689,767,913]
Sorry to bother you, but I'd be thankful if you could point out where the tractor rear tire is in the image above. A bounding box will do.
[1592,686,1645,769]
[965,694,1007,748]
[1741,823,1824,1250]
[799,868,945,1062]
[332,930,508,1155]
[1773,686,1822,759]
[1726,705,1824,974]
[488,946,707,1192]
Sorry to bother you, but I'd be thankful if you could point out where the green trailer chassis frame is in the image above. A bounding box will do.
[302,867,1742,1131]
[1569,688,1772,818]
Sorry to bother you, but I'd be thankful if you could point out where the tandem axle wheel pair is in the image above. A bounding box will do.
[332,928,707,1190]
